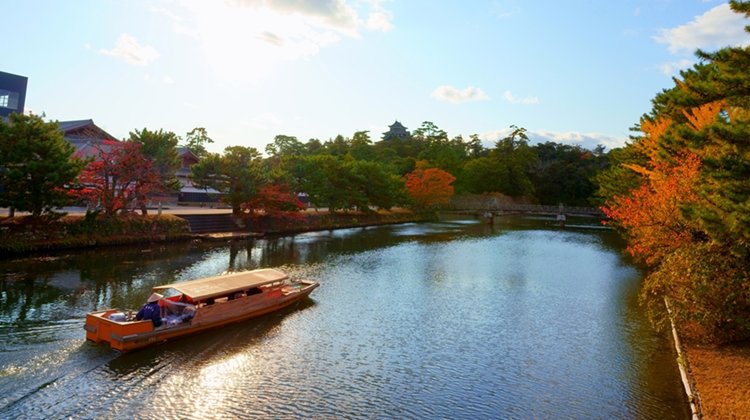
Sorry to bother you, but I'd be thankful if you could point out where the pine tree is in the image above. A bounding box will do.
[0,114,84,216]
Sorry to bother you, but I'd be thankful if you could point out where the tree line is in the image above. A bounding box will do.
[192,122,611,214]
[0,113,613,219]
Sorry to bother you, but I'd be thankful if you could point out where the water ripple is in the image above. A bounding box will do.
[0,221,688,419]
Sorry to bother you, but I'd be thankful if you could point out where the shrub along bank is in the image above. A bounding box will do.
[0,210,430,257]
[0,213,191,256]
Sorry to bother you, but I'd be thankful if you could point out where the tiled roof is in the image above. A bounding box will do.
[58,119,118,141]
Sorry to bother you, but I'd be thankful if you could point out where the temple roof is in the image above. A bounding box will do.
[382,120,410,141]
[58,119,118,158]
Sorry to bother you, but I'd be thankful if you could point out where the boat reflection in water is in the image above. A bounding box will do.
[84,269,319,352]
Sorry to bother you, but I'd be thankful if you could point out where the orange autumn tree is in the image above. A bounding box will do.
[404,161,456,211]
[601,99,750,343]
[603,152,701,265]
[602,109,706,265]
[603,101,730,265]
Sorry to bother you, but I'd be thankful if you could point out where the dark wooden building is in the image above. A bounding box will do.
[0,71,28,119]
[382,120,410,141]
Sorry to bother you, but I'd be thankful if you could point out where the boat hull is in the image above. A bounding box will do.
[85,280,318,352]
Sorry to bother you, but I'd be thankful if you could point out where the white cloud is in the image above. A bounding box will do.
[366,0,394,31]
[100,33,160,66]
[479,128,626,151]
[654,4,749,53]
[659,59,695,76]
[162,75,175,84]
[530,130,625,150]
[228,0,363,37]
[159,0,394,81]
[503,90,538,105]
[431,85,489,103]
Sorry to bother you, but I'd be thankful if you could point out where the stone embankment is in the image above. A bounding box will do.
[0,208,427,257]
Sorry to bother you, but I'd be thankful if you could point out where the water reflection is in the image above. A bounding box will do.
[0,217,687,418]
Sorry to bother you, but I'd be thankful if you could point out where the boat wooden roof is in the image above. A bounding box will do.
[153,269,288,301]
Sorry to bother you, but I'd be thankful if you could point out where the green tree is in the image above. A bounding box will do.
[531,142,609,206]
[466,134,487,158]
[288,155,405,212]
[465,126,537,197]
[304,138,325,155]
[500,127,537,196]
[593,145,646,207]
[412,121,448,143]
[292,155,343,210]
[190,146,265,214]
[128,128,181,213]
[345,160,406,211]
[324,134,350,156]
[349,130,376,161]
[461,157,510,194]
[0,114,84,216]
[417,134,468,178]
[265,134,305,159]
[184,127,214,158]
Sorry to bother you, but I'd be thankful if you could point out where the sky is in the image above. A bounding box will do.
[3,0,749,154]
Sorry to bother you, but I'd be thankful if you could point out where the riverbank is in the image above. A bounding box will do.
[0,213,192,256]
[686,342,750,418]
[0,208,428,257]
[250,208,426,235]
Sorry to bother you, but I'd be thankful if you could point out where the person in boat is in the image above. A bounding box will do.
[136,292,163,327]
[181,304,195,322]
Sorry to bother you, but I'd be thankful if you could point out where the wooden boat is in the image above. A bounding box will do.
[84,268,318,352]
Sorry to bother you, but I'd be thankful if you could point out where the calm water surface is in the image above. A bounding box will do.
[0,217,688,419]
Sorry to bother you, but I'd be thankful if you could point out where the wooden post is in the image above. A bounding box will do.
[557,203,566,227]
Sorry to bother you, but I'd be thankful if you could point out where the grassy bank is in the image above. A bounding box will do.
[0,213,191,256]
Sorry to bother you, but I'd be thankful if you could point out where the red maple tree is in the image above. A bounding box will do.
[241,183,306,224]
[71,140,161,215]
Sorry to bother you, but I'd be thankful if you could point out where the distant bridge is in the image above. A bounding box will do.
[437,196,606,220]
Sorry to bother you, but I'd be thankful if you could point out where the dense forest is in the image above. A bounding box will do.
[188,121,611,215]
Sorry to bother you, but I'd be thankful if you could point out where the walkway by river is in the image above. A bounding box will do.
[0,205,234,217]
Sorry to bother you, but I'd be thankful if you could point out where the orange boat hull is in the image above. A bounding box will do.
[85,281,318,352]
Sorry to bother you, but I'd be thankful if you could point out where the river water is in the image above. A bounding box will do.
[0,216,688,419]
